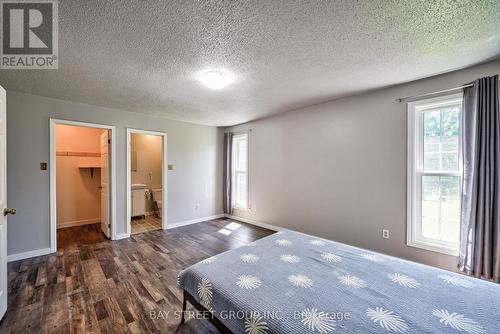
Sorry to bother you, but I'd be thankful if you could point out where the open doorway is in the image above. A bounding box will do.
[127,129,167,235]
[50,120,116,252]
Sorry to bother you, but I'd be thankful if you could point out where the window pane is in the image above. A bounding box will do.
[424,152,440,171]
[424,136,440,152]
[235,138,247,172]
[441,133,458,151]
[440,176,460,243]
[440,176,460,198]
[423,111,441,171]
[421,175,460,243]
[442,152,458,172]
[422,176,440,201]
[423,107,460,173]
[236,172,247,207]
[422,206,440,240]
[440,197,460,243]
[233,135,248,208]
[422,176,440,239]
[441,107,459,172]
[424,110,441,137]
[441,107,459,138]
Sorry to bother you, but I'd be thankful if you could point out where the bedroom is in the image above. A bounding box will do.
[0,1,499,333]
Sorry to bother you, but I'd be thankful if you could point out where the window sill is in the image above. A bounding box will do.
[407,239,459,256]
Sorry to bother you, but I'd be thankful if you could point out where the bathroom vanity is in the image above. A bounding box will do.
[131,184,147,218]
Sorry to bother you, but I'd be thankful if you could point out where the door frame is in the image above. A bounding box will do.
[0,86,7,319]
[49,119,117,252]
[126,128,167,235]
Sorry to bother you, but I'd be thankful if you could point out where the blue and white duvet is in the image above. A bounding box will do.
[178,230,500,333]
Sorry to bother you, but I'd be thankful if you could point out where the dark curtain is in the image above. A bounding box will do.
[459,75,500,282]
[223,132,233,214]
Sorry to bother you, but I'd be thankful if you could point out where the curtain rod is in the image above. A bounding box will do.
[396,78,500,103]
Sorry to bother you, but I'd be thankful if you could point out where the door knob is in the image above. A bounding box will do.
[4,208,16,216]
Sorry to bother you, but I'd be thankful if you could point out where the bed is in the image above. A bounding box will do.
[178,230,500,333]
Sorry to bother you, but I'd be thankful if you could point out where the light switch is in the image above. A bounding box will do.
[168,164,174,171]
[40,162,47,170]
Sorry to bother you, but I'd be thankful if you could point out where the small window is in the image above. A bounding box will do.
[232,133,248,209]
[407,93,463,255]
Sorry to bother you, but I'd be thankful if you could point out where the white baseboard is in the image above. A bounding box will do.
[166,214,225,230]
[57,218,101,229]
[114,233,131,240]
[7,248,52,262]
[224,214,285,232]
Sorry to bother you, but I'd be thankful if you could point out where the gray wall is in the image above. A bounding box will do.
[229,59,500,271]
[6,91,223,256]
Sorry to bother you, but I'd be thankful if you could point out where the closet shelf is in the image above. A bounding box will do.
[78,166,102,178]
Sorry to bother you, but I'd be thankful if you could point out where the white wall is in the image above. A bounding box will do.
[229,59,500,272]
[6,91,223,256]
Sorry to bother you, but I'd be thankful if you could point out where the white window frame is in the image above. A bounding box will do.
[232,133,248,210]
[407,93,463,256]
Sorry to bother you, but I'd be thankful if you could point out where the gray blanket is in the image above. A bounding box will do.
[179,230,500,333]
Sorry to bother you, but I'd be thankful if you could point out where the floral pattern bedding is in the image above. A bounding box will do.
[178,230,500,333]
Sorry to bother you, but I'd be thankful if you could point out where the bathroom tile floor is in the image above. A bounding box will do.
[131,214,162,234]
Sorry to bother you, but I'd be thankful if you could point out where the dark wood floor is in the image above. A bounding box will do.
[0,218,274,333]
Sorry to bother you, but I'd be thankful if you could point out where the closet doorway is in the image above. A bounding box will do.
[49,119,117,252]
[126,129,167,235]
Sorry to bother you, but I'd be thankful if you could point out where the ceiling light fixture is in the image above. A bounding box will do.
[199,70,234,89]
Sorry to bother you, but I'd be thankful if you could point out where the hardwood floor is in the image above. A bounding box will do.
[0,218,274,333]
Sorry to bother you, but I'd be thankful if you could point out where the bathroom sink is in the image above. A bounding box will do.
[131,183,147,190]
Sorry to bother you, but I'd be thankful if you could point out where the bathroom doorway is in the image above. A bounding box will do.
[126,129,167,235]
[49,119,117,252]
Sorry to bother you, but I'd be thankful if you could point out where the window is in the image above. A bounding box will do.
[407,93,463,255]
[232,133,248,209]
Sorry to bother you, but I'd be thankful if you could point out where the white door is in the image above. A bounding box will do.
[100,131,110,238]
[0,86,12,320]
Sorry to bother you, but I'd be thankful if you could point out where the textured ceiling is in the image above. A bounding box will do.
[0,0,499,126]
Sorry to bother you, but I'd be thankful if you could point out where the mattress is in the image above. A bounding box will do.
[178,230,499,333]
